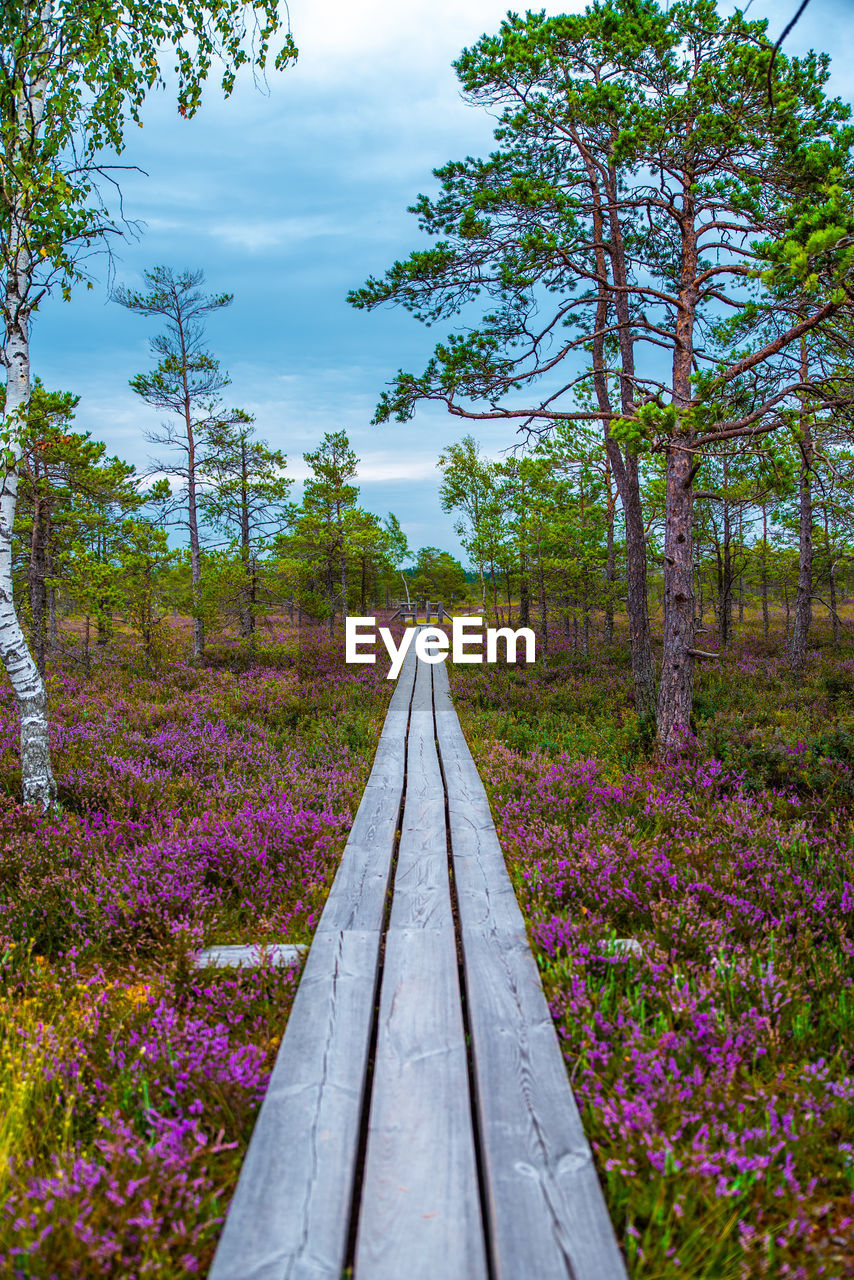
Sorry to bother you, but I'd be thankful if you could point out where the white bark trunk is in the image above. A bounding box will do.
[0,17,57,808]
[2,275,57,808]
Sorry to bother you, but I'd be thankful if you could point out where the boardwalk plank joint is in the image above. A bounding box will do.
[210,638,627,1280]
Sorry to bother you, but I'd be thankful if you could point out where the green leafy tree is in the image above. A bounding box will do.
[295,431,359,633]
[14,383,142,672]
[116,517,179,666]
[199,416,292,640]
[0,1,295,806]
[437,436,498,616]
[351,0,854,749]
[382,512,412,606]
[410,547,467,605]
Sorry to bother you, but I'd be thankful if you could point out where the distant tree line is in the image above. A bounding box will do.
[10,351,462,669]
[436,428,854,657]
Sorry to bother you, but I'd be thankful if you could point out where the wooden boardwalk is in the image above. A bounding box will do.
[209,640,627,1280]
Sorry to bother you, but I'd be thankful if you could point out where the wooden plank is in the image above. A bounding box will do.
[209,929,381,1280]
[210,645,419,1280]
[194,943,304,969]
[387,656,450,930]
[318,642,416,933]
[354,927,488,1280]
[356,657,487,1277]
[431,668,527,936]
[433,662,628,1280]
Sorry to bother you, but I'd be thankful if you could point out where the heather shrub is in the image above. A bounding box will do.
[452,630,854,1279]
[0,629,389,1277]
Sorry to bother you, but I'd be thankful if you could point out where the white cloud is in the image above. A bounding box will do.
[281,0,584,88]
[286,450,439,484]
[208,214,347,251]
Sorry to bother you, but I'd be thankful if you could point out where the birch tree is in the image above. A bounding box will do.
[0,1,295,806]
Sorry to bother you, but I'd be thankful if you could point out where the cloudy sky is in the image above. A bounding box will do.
[31,0,854,561]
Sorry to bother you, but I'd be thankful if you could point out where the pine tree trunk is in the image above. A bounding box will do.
[339,521,348,626]
[188,480,204,657]
[789,344,813,672]
[822,509,839,648]
[239,444,254,640]
[657,439,695,752]
[621,460,656,717]
[737,508,744,624]
[604,488,615,646]
[519,552,530,629]
[761,504,769,641]
[48,583,58,650]
[178,313,204,658]
[597,162,656,717]
[537,534,548,654]
[722,500,732,649]
[656,208,699,754]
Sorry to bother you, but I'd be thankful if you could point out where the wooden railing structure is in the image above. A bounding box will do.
[208,638,627,1280]
[388,599,454,624]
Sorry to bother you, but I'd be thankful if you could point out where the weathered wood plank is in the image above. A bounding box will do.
[209,928,381,1280]
[354,926,488,1280]
[318,642,416,933]
[209,645,418,1280]
[431,664,524,934]
[387,656,450,930]
[194,943,304,970]
[433,662,628,1280]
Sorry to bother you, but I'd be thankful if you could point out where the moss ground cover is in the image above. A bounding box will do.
[0,628,389,1278]
[451,624,854,1280]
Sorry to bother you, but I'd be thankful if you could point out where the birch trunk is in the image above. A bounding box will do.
[2,279,56,807]
[0,37,57,808]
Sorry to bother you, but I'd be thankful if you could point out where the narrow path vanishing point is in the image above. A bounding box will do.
[209,638,627,1280]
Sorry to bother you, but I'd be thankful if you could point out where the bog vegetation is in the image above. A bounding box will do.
[1,0,854,1276]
